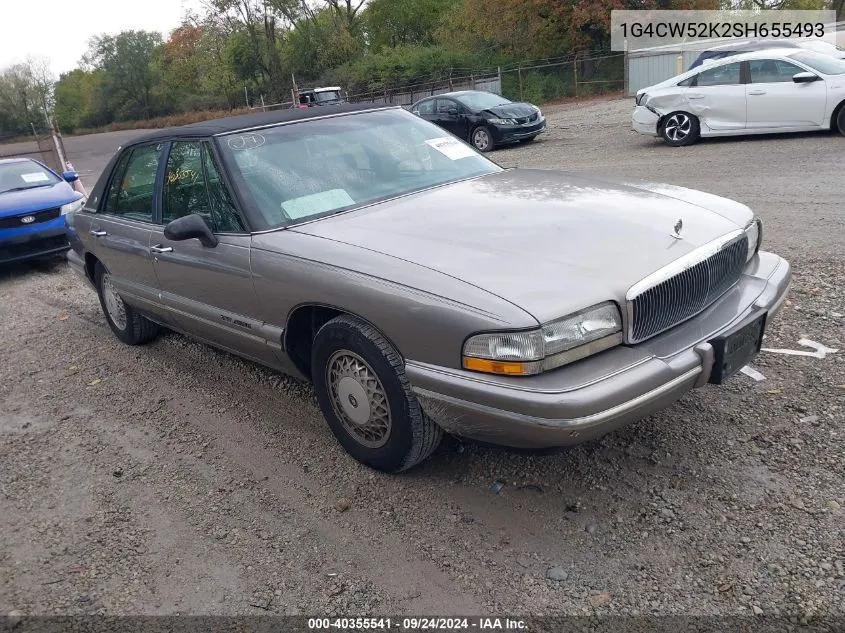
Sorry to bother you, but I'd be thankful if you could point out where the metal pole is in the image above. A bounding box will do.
[44,107,67,172]
[498,66,502,95]
[244,86,249,108]
[623,40,629,96]
[261,94,266,111]
[573,60,578,98]
[518,66,523,101]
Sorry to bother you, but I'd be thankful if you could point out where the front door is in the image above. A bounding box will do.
[434,98,468,138]
[149,140,281,367]
[745,58,827,128]
[688,62,747,131]
[86,142,164,318]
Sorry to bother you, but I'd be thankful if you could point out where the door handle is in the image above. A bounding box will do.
[687,94,705,99]
[90,230,107,237]
[748,89,767,96]
[150,245,173,254]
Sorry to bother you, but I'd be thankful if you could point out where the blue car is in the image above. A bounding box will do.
[0,157,85,264]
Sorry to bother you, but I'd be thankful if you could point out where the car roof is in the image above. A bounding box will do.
[703,39,801,53]
[416,90,494,100]
[127,103,397,146]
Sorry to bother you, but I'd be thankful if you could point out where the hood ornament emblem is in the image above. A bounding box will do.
[672,218,683,239]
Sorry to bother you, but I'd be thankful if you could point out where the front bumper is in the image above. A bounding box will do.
[406,251,791,449]
[0,219,69,264]
[632,105,660,136]
[495,119,547,143]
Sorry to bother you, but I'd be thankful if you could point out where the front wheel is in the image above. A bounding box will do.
[836,106,845,136]
[311,315,443,473]
[660,111,700,147]
[470,126,495,152]
[95,262,160,345]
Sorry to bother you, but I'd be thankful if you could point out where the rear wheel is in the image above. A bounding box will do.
[470,126,494,152]
[311,315,443,472]
[95,262,159,345]
[660,111,700,147]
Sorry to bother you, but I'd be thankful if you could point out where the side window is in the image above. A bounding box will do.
[102,144,162,221]
[696,62,742,87]
[749,59,804,83]
[203,146,244,233]
[163,140,245,233]
[416,100,434,115]
[436,98,457,114]
[163,141,207,224]
[677,76,695,87]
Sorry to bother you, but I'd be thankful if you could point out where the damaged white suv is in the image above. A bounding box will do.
[632,48,845,146]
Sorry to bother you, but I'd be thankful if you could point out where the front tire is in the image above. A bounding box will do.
[660,111,700,146]
[95,262,160,345]
[311,315,443,473]
[836,106,845,136]
[470,126,495,152]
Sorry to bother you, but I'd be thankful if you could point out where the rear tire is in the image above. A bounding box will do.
[660,111,700,146]
[311,315,443,473]
[95,262,159,345]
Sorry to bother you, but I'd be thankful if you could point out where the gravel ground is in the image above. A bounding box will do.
[1,98,843,619]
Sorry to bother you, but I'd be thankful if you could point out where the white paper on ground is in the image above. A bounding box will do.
[425,137,477,160]
[740,365,766,381]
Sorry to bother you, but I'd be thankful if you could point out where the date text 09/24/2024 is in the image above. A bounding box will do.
[307,618,528,630]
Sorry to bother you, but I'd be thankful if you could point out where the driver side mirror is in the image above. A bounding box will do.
[793,72,819,83]
[447,107,459,115]
[163,213,218,248]
[62,170,79,183]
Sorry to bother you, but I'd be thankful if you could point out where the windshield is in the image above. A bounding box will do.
[454,92,512,110]
[314,90,342,103]
[217,109,500,229]
[790,51,845,75]
[0,160,60,194]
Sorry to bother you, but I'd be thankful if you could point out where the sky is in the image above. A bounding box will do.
[0,0,201,76]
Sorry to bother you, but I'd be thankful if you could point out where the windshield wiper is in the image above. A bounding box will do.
[2,184,52,194]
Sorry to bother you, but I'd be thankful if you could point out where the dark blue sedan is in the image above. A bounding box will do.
[0,157,84,264]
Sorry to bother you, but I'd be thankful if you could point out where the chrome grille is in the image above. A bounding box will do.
[627,232,748,343]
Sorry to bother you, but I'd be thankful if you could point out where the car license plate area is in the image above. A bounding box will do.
[708,312,767,384]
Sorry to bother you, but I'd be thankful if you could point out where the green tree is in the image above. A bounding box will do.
[364,0,458,51]
[84,30,164,120]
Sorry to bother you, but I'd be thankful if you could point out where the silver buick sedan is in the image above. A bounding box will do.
[66,104,791,472]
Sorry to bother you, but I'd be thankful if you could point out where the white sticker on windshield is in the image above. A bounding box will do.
[21,172,50,183]
[425,137,477,160]
[281,189,355,220]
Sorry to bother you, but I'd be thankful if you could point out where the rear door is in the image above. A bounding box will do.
[745,58,827,128]
[687,62,746,130]
[148,140,281,367]
[411,98,436,123]
[86,142,165,317]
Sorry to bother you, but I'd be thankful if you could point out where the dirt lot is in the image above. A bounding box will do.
[1,98,844,619]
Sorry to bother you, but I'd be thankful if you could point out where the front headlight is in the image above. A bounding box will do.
[60,197,85,216]
[744,218,762,263]
[462,302,623,376]
[487,117,517,125]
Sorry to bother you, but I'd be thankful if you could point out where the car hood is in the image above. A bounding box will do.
[291,169,753,324]
[0,182,80,217]
[483,102,539,118]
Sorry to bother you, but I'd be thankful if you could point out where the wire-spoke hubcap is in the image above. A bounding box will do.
[664,114,691,142]
[473,129,490,150]
[102,273,127,330]
[326,350,392,448]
